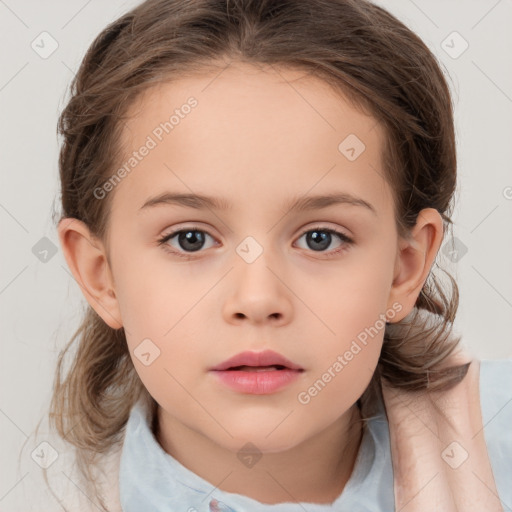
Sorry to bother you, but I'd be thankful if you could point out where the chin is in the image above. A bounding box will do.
[216,422,307,454]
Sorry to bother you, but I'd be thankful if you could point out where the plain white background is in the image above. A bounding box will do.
[1,0,511,508]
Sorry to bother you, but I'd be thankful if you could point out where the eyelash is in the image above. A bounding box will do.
[157,225,354,260]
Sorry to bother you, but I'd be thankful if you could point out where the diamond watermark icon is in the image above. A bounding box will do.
[32,236,58,263]
[134,338,161,366]
[441,31,469,59]
[31,31,59,59]
[237,442,262,468]
[338,134,366,161]
[236,236,263,264]
[31,441,59,469]
[442,236,468,263]
[441,441,469,469]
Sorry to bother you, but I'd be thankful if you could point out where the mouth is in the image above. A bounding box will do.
[224,364,293,372]
[209,350,304,394]
[210,349,303,372]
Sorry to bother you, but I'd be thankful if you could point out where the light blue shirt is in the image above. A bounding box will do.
[119,359,512,511]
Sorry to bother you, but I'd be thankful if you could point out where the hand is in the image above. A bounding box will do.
[381,347,503,511]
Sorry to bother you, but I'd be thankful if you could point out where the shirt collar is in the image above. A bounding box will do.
[119,393,390,511]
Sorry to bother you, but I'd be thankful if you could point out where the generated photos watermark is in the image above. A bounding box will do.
[297,301,403,405]
[93,96,198,200]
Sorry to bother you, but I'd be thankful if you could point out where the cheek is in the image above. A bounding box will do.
[111,260,208,396]
[295,255,390,399]
[303,258,392,343]
[296,289,384,422]
[112,243,207,339]
[123,318,206,415]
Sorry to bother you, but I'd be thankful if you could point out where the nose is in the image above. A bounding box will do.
[222,252,293,327]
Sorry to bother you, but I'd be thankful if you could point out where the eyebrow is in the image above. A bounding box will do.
[138,192,377,215]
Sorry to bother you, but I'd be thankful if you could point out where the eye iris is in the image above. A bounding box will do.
[307,230,331,251]
[178,230,205,252]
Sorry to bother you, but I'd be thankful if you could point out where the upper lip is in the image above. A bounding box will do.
[210,350,303,371]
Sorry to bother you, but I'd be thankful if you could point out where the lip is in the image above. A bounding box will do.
[209,350,304,395]
[210,350,303,371]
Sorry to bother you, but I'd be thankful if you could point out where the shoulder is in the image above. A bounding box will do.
[479,358,512,505]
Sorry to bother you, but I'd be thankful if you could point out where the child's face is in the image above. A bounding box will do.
[102,62,404,451]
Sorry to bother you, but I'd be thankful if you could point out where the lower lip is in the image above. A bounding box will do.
[210,368,303,394]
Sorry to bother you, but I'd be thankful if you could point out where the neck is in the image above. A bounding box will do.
[155,403,364,504]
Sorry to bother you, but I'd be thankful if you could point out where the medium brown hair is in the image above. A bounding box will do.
[46,0,469,508]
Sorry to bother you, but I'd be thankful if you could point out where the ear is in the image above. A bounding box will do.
[57,218,123,329]
[386,208,444,322]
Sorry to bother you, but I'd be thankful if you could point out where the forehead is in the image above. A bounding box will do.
[114,62,393,218]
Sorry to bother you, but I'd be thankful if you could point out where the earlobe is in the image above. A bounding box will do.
[386,208,444,322]
[57,218,123,329]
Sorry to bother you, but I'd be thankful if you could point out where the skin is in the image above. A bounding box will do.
[58,61,444,504]
[382,350,504,511]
